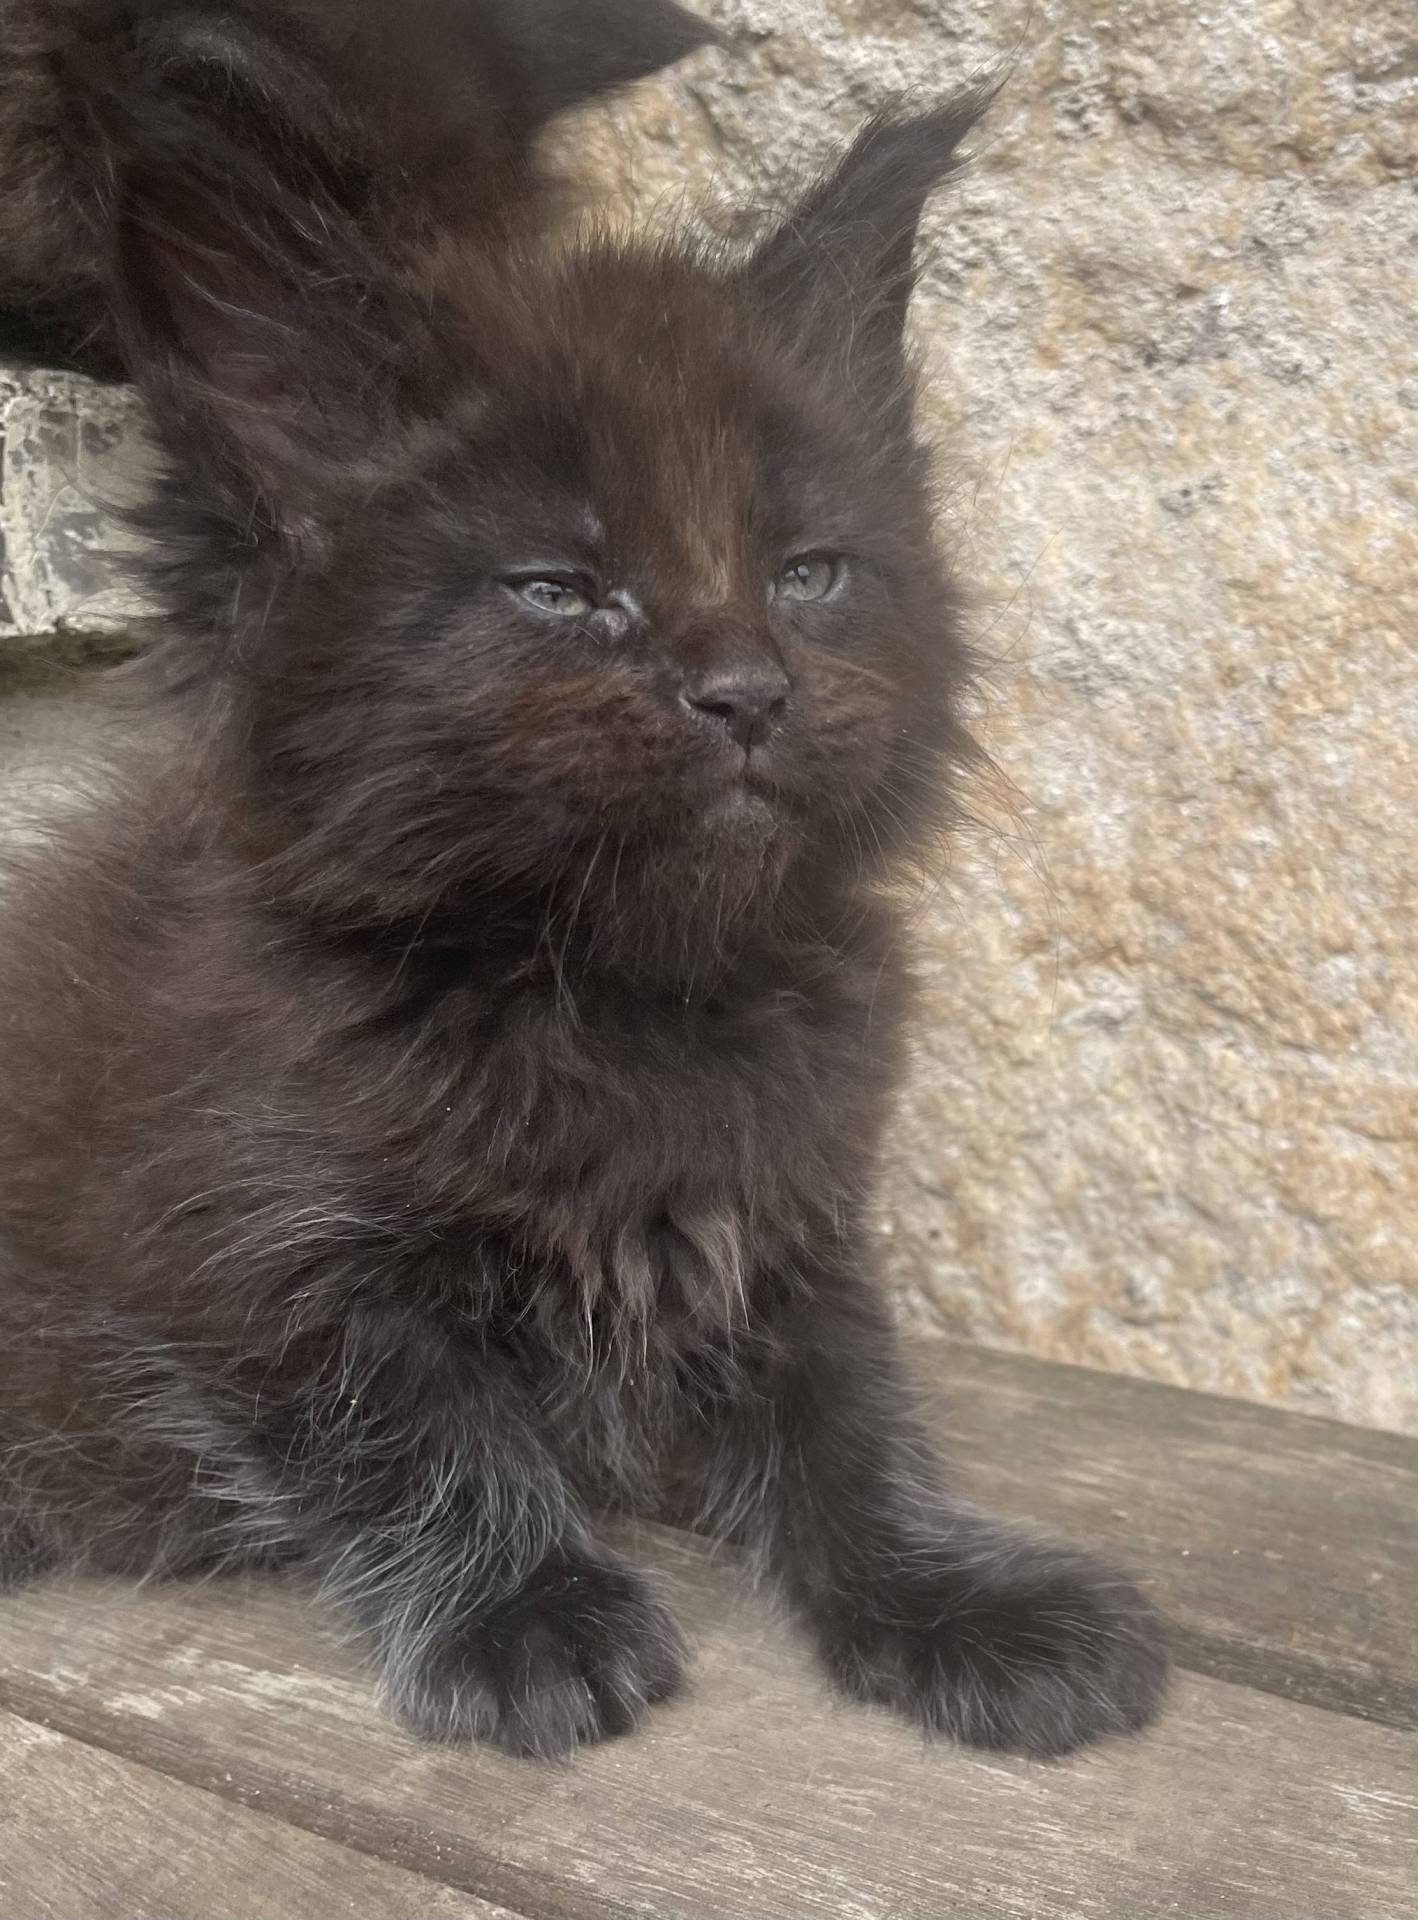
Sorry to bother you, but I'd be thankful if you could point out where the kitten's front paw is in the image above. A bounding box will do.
[385,1543,686,1758]
[817,1527,1167,1759]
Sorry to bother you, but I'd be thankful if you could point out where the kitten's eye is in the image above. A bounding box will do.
[773,554,840,603]
[513,577,595,617]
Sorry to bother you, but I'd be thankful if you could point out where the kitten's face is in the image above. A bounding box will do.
[120,93,988,963]
[255,251,964,953]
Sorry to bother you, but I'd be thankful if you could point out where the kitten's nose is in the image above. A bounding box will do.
[681,664,791,751]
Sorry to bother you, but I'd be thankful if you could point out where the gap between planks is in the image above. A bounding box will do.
[908,1340,1418,1731]
[1,1709,521,1920]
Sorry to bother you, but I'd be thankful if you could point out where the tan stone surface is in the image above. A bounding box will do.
[569,0,1418,1427]
[3,1,1414,1427]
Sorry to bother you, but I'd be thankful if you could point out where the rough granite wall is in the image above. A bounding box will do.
[2,0,1414,1428]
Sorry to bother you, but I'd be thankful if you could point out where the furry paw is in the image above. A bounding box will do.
[816,1526,1167,1758]
[384,1543,686,1757]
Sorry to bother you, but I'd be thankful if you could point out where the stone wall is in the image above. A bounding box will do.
[2,0,1414,1428]
[598,0,1417,1429]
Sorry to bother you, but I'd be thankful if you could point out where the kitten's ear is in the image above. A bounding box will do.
[115,164,398,532]
[89,33,406,531]
[469,0,723,126]
[746,91,994,386]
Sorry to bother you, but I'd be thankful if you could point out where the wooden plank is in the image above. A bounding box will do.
[909,1341,1418,1726]
[0,1529,1413,1920]
[0,1709,518,1920]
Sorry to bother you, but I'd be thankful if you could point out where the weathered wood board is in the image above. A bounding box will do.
[910,1340,1418,1727]
[0,1342,1414,1920]
[0,1710,516,1919]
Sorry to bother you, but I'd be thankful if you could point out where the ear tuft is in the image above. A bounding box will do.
[746,86,998,372]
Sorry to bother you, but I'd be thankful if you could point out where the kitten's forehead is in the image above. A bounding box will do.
[449,246,859,598]
[453,258,770,590]
[604,392,758,599]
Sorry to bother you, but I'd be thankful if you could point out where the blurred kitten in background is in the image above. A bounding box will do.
[0,0,717,375]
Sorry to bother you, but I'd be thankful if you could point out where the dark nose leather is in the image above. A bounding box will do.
[680,663,791,751]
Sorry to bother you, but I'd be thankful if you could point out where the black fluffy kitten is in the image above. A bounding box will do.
[0,42,1167,1759]
[0,0,716,375]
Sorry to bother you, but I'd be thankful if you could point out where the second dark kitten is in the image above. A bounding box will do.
[0,0,717,375]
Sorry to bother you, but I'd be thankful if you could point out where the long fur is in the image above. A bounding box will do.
[0,36,1166,1759]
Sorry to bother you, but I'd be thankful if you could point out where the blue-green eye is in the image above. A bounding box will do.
[773,554,840,603]
[515,577,595,617]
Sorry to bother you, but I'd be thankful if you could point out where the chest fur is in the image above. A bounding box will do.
[409,975,889,1325]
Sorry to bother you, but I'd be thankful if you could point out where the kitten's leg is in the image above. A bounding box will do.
[234,1307,684,1756]
[702,1269,1167,1758]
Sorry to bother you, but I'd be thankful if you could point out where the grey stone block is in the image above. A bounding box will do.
[0,365,155,644]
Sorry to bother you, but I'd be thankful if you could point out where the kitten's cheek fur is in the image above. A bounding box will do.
[811,1537,1168,1759]
[381,1544,687,1758]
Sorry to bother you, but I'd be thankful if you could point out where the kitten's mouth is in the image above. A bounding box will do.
[700,781,777,829]
[690,744,791,819]
[670,736,789,839]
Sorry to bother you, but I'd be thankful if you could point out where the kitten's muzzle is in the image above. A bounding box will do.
[678,661,791,753]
